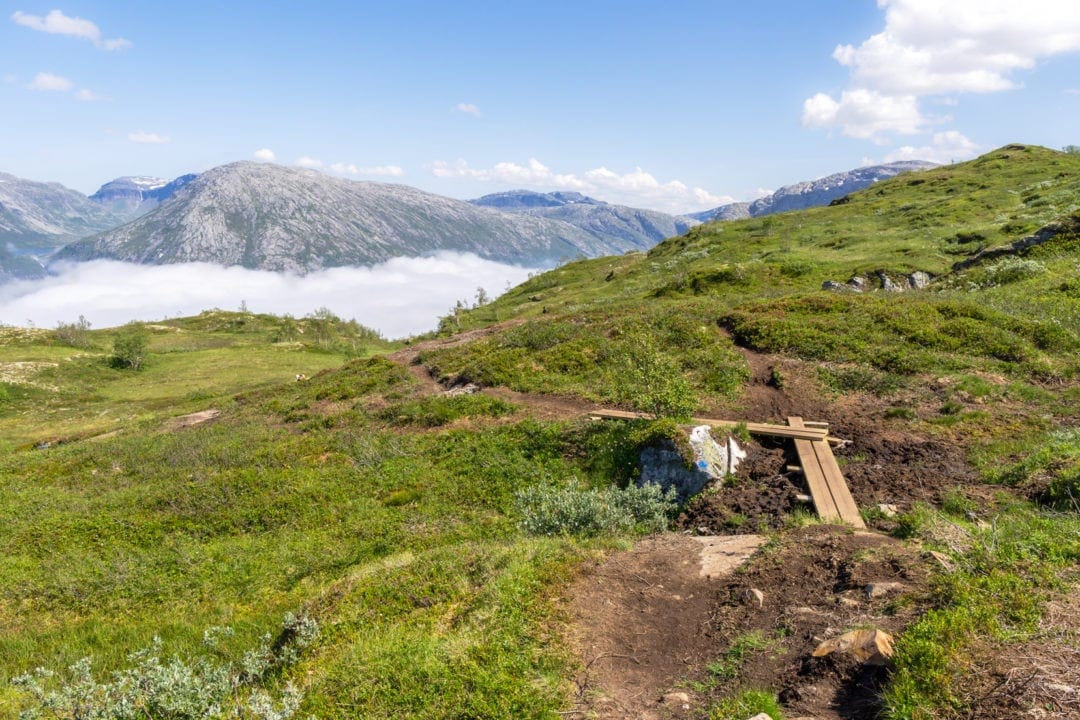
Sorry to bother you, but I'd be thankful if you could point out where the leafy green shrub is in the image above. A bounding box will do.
[13,613,317,720]
[111,323,149,370]
[983,257,1047,285]
[515,482,676,537]
[611,331,696,419]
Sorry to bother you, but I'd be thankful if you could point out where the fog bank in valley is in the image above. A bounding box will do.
[0,253,539,338]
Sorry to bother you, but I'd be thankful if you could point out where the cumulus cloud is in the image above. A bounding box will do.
[253,148,276,162]
[804,0,1080,141]
[128,131,171,144]
[328,162,405,177]
[26,71,73,92]
[295,157,405,178]
[11,9,131,50]
[0,254,536,338]
[74,88,106,101]
[454,102,483,118]
[883,130,981,164]
[431,158,732,214]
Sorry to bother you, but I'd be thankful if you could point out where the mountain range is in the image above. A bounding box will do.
[470,190,697,251]
[691,160,937,222]
[0,158,937,282]
[56,162,618,271]
[89,174,198,218]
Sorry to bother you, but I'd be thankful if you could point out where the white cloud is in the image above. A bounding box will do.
[454,102,482,118]
[430,158,732,214]
[11,9,131,50]
[26,72,73,92]
[802,89,924,142]
[883,130,980,164]
[328,162,405,177]
[74,88,106,101]
[1065,88,1080,96]
[295,156,323,168]
[804,0,1080,141]
[253,148,276,162]
[128,131,171,144]
[0,254,537,338]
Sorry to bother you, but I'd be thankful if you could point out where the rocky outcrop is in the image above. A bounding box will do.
[821,271,935,293]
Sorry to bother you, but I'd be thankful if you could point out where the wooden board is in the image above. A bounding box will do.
[788,416,841,521]
[789,416,865,528]
[588,409,829,441]
[811,437,866,529]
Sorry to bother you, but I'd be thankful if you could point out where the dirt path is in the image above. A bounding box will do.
[562,534,767,720]
[388,322,600,421]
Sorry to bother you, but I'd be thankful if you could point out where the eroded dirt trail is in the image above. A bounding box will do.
[562,534,767,720]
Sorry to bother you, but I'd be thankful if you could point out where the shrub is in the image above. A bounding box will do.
[515,482,677,537]
[12,613,318,720]
[378,394,516,427]
[983,257,1047,285]
[111,323,149,370]
[53,315,92,348]
[611,331,696,420]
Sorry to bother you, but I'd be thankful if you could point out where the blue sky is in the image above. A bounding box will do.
[2,0,1079,213]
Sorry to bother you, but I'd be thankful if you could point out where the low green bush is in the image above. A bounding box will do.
[378,394,516,427]
[515,482,676,537]
[13,613,318,720]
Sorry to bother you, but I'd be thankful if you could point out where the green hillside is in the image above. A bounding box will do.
[2,145,1079,720]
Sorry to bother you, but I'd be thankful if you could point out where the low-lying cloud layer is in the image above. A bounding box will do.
[0,253,537,338]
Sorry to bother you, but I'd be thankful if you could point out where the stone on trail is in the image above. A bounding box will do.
[812,628,895,666]
[743,587,764,608]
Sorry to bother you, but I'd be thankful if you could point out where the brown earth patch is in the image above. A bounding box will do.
[562,534,766,720]
[699,526,933,720]
[163,408,221,431]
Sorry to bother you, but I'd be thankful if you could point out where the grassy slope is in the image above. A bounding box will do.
[1,144,1079,719]
[0,317,645,718]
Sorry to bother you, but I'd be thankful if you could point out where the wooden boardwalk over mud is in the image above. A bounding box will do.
[589,409,866,528]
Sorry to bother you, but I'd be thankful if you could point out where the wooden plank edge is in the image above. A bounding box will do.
[789,417,842,521]
[811,439,866,529]
[587,409,829,441]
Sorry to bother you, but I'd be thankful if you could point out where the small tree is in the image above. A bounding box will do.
[53,315,92,348]
[111,323,149,370]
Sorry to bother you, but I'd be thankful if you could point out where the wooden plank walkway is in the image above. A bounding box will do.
[789,416,865,528]
[586,408,865,527]
[587,409,829,442]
